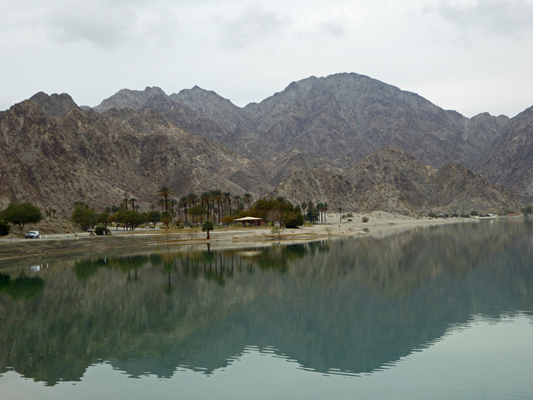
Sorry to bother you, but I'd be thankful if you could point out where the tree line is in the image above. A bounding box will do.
[71,187,330,232]
[0,186,330,236]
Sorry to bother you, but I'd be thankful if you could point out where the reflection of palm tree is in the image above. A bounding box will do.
[113,255,148,281]
[157,186,173,211]
[161,255,176,294]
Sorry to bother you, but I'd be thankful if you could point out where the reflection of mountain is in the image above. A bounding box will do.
[1,222,533,384]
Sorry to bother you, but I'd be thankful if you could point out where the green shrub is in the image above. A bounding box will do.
[284,211,304,228]
[95,225,111,236]
[428,212,438,218]
[72,205,97,231]
[0,221,10,237]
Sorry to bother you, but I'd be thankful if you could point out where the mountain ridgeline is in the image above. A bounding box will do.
[0,72,530,216]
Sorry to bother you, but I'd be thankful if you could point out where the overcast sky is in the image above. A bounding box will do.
[2,0,533,118]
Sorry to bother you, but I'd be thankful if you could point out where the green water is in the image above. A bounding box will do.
[1,220,533,399]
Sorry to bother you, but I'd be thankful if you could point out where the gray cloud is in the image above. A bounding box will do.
[318,19,347,36]
[47,2,179,49]
[437,0,533,35]
[217,3,291,48]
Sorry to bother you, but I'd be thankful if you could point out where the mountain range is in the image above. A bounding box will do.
[1,72,531,216]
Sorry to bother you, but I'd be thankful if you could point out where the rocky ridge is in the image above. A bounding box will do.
[0,72,529,216]
[273,148,520,214]
[476,106,533,197]
[93,74,509,168]
[0,96,271,216]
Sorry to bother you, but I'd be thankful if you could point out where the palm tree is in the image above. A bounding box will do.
[243,193,252,209]
[210,190,223,224]
[301,201,308,219]
[169,199,178,222]
[129,198,137,211]
[179,196,188,224]
[320,203,328,224]
[234,195,241,213]
[224,192,232,217]
[157,186,173,211]
[158,199,165,213]
[201,192,211,223]
[123,197,129,210]
[188,193,198,224]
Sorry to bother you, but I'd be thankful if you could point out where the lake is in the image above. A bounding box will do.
[1,220,533,399]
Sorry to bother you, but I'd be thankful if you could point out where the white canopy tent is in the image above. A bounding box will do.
[233,217,263,226]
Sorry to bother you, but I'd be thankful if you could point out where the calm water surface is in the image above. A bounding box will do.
[1,220,533,399]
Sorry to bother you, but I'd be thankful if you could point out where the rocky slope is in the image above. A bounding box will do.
[0,95,271,216]
[176,73,508,167]
[476,106,533,196]
[272,148,520,215]
[426,162,520,212]
[93,74,509,169]
[1,71,528,217]
[345,147,434,212]
[271,168,363,211]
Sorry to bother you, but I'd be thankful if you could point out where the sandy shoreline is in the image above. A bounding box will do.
[0,212,482,265]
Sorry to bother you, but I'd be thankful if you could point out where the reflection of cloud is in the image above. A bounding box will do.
[218,3,291,48]
[47,2,179,49]
[437,0,533,35]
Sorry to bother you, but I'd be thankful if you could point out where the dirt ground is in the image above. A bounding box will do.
[0,212,477,266]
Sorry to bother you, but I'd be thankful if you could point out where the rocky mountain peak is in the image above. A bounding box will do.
[172,86,242,116]
[93,86,167,113]
[29,92,79,117]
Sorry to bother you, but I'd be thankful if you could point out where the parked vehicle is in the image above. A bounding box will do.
[25,231,39,239]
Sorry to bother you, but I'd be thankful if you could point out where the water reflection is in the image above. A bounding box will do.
[1,221,533,387]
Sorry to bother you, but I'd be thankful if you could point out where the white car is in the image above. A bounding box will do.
[25,231,40,239]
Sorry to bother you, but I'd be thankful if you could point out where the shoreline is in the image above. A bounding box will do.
[0,212,487,266]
